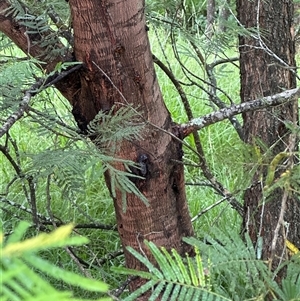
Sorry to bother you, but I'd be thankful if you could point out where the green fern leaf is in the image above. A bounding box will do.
[5,220,30,244]
[113,240,223,300]
[3,223,87,256]
[160,246,181,281]
[122,279,158,301]
[161,282,174,301]
[178,285,188,299]
[125,246,163,278]
[162,247,183,282]
[195,246,207,287]
[171,248,191,284]
[187,251,198,286]
[148,281,165,301]
[169,284,181,301]
[146,241,173,280]
[110,266,153,279]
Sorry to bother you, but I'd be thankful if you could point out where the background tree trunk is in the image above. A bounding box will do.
[68,0,194,291]
[237,0,300,271]
[206,0,216,36]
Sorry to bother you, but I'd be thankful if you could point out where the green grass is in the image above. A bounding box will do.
[150,31,243,235]
[1,27,245,294]
[0,46,123,292]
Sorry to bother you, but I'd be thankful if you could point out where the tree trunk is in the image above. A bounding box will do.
[206,0,216,36]
[219,5,230,33]
[68,0,194,290]
[237,0,300,271]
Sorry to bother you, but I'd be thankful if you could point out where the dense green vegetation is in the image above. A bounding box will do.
[1,0,300,300]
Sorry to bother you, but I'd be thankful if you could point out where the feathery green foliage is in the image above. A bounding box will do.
[1,0,300,300]
[185,230,300,301]
[87,105,144,152]
[112,231,300,301]
[1,221,111,301]
[112,241,231,301]
[184,231,273,300]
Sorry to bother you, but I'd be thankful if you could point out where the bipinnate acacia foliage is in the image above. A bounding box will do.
[113,229,300,301]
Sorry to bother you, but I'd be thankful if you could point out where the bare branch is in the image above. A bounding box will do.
[0,91,32,139]
[181,88,300,137]
[152,34,244,215]
[190,42,244,139]
[153,54,194,120]
[110,276,136,299]
[0,197,51,222]
[191,196,230,222]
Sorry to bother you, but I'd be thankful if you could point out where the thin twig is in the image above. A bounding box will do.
[0,197,50,222]
[269,188,289,270]
[65,246,93,278]
[110,276,137,298]
[191,196,230,222]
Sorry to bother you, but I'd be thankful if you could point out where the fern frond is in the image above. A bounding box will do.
[112,240,229,301]
[2,222,86,256]
[26,148,88,198]
[24,254,107,292]
[125,245,163,278]
[0,59,37,113]
[106,163,149,209]
[184,229,278,300]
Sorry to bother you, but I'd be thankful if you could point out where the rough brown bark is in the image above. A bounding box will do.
[68,0,195,291]
[0,0,195,294]
[237,0,300,271]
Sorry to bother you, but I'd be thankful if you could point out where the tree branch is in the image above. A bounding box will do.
[190,42,244,140]
[0,0,67,72]
[181,88,300,138]
[0,0,81,102]
[0,64,82,139]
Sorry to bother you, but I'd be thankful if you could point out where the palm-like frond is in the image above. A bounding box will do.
[113,230,300,301]
[185,229,276,300]
[184,229,300,301]
[112,240,229,301]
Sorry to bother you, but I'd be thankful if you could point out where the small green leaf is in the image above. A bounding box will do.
[123,279,158,301]
[146,241,171,280]
[2,224,88,256]
[161,283,174,301]
[5,221,31,244]
[172,249,191,285]
[187,252,198,286]
[126,246,163,278]
[148,281,165,301]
